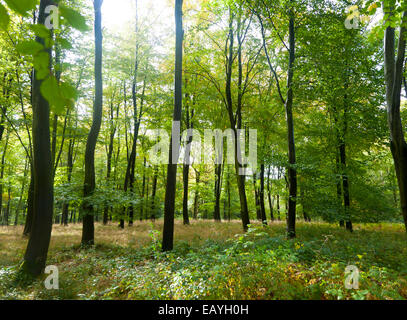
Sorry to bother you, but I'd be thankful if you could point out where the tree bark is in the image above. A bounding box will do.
[384,10,407,232]
[193,168,200,219]
[253,172,262,220]
[21,0,55,276]
[162,0,184,252]
[226,8,250,231]
[0,130,9,223]
[62,125,75,226]
[81,0,104,246]
[140,157,147,222]
[260,163,267,225]
[285,2,297,239]
[15,159,29,226]
[267,165,274,221]
[103,93,117,225]
[214,163,222,222]
[182,94,193,225]
[150,166,158,221]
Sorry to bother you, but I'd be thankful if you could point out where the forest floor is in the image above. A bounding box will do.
[0,220,407,300]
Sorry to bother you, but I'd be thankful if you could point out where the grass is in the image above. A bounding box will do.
[0,220,406,300]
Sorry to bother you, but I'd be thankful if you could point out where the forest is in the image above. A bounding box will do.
[0,0,407,301]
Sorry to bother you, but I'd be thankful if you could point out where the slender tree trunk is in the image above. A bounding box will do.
[193,169,200,219]
[340,124,352,231]
[285,3,297,239]
[227,169,231,221]
[214,163,222,222]
[23,170,34,235]
[150,166,158,221]
[182,161,191,224]
[260,163,267,225]
[225,9,250,231]
[0,73,11,143]
[15,159,29,226]
[21,0,55,276]
[258,1,296,235]
[140,157,147,222]
[300,184,311,222]
[267,165,274,221]
[0,130,9,223]
[162,0,184,251]
[384,9,407,232]
[253,173,261,220]
[81,0,104,246]
[62,134,75,226]
[4,187,10,226]
[145,176,149,220]
[104,95,118,225]
[335,131,344,227]
[342,75,352,231]
[182,97,193,225]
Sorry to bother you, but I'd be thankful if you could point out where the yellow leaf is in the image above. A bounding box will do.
[368,3,378,12]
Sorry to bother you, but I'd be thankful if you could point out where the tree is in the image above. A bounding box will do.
[182,81,194,225]
[384,3,407,232]
[20,0,55,276]
[256,0,298,237]
[162,0,184,252]
[81,0,104,246]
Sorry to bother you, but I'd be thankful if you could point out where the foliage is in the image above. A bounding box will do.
[1,221,406,300]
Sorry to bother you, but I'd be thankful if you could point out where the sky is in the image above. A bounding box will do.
[102,0,174,34]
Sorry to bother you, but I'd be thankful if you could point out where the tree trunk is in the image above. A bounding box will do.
[253,173,262,221]
[162,0,184,251]
[104,94,118,225]
[139,157,147,222]
[182,97,193,225]
[182,161,191,224]
[21,0,55,276]
[0,130,9,224]
[193,169,200,219]
[260,163,267,225]
[267,165,274,221]
[81,0,103,246]
[214,163,222,222]
[340,128,352,231]
[300,184,311,222]
[226,9,250,231]
[15,159,29,226]
[384,9,407,232]
[285,3,297,239]
[150,166,158,221]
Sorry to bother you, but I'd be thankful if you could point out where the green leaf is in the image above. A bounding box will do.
[60,82,77,102]
[3,0,37,17]
[40,77,75,114]
[30,24,50,38]
[57,37,73,50]
[36,68,49,80]
[16,40,44,55]
[40,76,64,113]
[60,5,89,32]
[33,51,50,77]
[0,3,10,31]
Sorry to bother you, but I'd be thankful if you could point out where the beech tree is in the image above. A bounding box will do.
[383,2,407,232]
[81,0,104,246]
[162,0,184,251]
[20,0,55,276]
